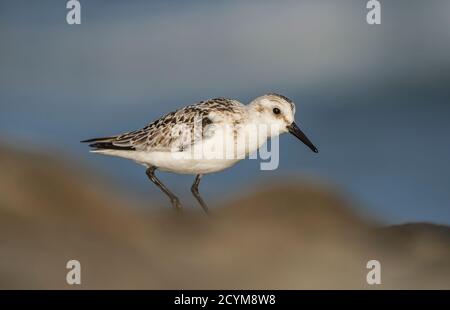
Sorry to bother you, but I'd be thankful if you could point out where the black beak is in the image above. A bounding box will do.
[287,122,318,153]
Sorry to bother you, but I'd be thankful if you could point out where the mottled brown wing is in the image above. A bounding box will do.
[110,98,243,152]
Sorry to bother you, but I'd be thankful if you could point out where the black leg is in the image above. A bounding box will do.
[191,174,209,214]
[145,167,182,211]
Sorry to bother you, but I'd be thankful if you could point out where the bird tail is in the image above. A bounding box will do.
[80,136,135,151]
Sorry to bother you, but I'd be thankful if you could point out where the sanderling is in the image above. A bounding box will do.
[82,93,318,213]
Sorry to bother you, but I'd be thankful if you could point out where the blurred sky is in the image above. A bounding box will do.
[1,0,450,224]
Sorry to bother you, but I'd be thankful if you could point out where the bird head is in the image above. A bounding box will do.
[249,93,318,153]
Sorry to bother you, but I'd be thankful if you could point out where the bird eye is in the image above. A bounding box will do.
[273,107,281,115]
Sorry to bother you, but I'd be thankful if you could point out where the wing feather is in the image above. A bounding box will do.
[82,98,244,152]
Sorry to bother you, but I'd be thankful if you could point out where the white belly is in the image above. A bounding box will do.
[141,129,243,174]
[140,152,240,174]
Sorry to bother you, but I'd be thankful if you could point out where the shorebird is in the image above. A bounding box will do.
[82,93,318,213]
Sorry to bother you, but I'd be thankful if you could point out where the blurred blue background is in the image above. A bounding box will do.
[1,0,449,224]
